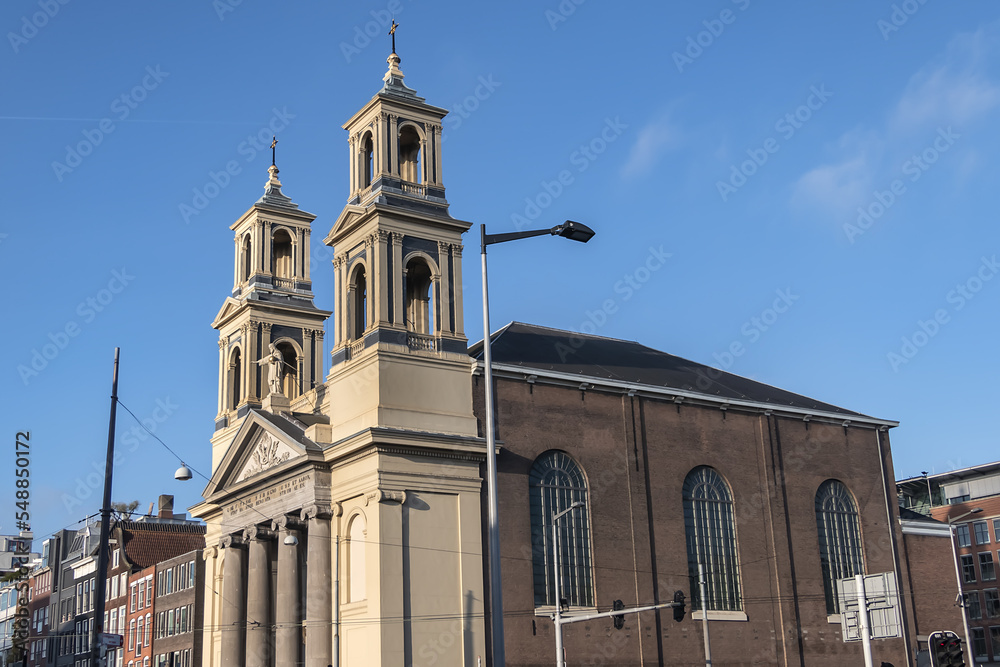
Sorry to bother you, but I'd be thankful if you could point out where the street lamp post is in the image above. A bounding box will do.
[947,507,983,667]
[552,501,585,667]
[479,220,595,667]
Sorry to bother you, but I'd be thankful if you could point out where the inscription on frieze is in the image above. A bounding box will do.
[224,472,314,524]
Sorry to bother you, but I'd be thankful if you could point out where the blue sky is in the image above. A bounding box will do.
[4,1,1000,543]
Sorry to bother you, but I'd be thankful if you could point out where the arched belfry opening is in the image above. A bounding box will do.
[405,257,434,334]
[272,229,293,280]
[350,264,368,340]
[362,132,374,188]
[398,125,422,183]
[274,340,299,398]
[241,235,252,283]
[228,348,242,411]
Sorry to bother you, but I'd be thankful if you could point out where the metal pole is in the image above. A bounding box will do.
[855,574,874,667]
[480,225,505,667]
[949,522,976,667]
[334,534,340,667]
[553,520,563,667]
[92,347,120,667]
[698,563,711,667]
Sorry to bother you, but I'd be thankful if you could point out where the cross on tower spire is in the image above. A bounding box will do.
[270,135,278,167]
[389,19,398,54]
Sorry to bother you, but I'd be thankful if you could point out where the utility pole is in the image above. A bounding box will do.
[855,574,874,667]
[699,563,712,667]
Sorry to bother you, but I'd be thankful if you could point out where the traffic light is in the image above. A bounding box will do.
[672,590,686,622]
[930,631,965,667]
[612,599,625,630]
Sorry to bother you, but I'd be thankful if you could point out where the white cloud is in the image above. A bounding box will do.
[621,114,678,179]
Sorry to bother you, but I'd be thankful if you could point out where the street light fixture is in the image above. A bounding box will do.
[948,507,983,667]
[479,220,595,667]
[552,500,585,667]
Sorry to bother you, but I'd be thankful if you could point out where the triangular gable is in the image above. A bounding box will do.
[203,411,312,498]
[211,297,243,329]
[323,205,366,245]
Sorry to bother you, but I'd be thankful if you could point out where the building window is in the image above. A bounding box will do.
[973,628,988,660]
[957,524,972,548]
[815,479,865,615]
[144,613,150,646]
[986,589,1000,618]
[968,591,983,620]
[135,617,143,657]
[684,466,741,612]
[529,451,594,609]
[405,257,435,335]
[982,552,997,582]
[398,125,422,183]
[272,229,294,279]
[241,234,252,282]
[962,554,977,583]
[138,580,145,609]
[349,264,367,340]
[361,132,374,188]
[991,626,1000,659]
[975,521,991,545]
[113,548,120,568]
[130,583,137,612]
[188,560,195,589]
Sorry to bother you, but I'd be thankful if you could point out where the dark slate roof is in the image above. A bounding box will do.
[116,521,206,570]
[469,322,874,419]
[898,507,945,523]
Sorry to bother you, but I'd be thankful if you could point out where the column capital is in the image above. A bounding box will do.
[450,243,463,257]
[203,545,218,560]
[271,515,306,533]
[218,338,227,350]
[365,489,407,506]
[220,534,246,550]
[301,503,335,521]
[438,240,450,254]
[391,232,404,247]
[243,524,276,542]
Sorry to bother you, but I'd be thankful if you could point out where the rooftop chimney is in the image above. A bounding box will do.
[158,495,174,519]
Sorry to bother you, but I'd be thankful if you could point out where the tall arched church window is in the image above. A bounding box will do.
[241,235,252,283]
[529,451,593,608]
[398,126,422,183]
[272,230,293,280]
[350,265,367,340]
[274,341,299,399]
[682,466,742,611]
[815,479,864,614]
[228,348,242,411]
[405,258,434,334]
[346,514,367,602]
[362,132,374,188]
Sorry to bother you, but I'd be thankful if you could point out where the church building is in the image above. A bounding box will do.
[190,46,957,667]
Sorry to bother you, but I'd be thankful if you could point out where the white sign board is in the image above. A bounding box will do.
[837,572,902,642]
[100,633,123,648]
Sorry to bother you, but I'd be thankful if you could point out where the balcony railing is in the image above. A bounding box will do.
[401,182,425,196]
[407,333,436,351]
[273,277,295,289]
[348,338,366,359]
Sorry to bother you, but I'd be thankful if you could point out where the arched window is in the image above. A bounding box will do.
[241,235,252,282]
[398,125,422,183]
[683,466,742,611]
[815,479,864,614]
[361,132,374,188]
[346,514,366,602]
[228,348,242,411]
[272,229,293,280]
[274,341,298,399]
[350,264,367,340]
[529,451,593,608]
[405,258,434,334]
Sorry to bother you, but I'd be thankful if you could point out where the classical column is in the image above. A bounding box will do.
[233,236,240,288]
[420,137,429,184]
[434,123,443,184]
[217,339,226,415]
[243,525,274,667]
[313,329,324,384]
[376,231,389,326]
[451,244,465,336]
[302,504,334,667]
[273,515,304,667]
[252,221,263,274]
[391,233,404,327]
[260,323,272,396]
[240,322,252,406]
[348,135,356,195]
[301,328,312,392]
[364,235,375,330]
[263,221,273,275]
[303,228,311,281]
[247,320,260,400]
[220,535,247,667]
[437,241,451,334]
[389,114,399,175]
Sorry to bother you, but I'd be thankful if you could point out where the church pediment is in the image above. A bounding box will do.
[203,410,318,499]
[211,297,243,329]
[324,205,367,245]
